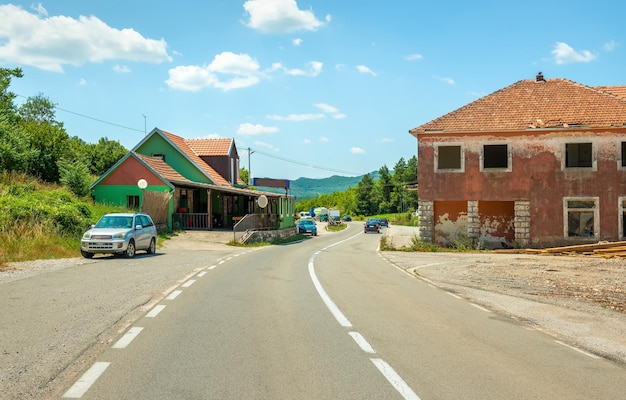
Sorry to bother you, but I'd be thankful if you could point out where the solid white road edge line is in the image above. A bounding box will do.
[370,358,422,400]
[555,340,601,359]
[470,303,492,313]
[112,326,144,349]
[62,361,110,398]
[308,256,352,327]
[146,304,166,318]
[349,332,376,353]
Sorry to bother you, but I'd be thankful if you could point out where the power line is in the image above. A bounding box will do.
[252,149,362,176]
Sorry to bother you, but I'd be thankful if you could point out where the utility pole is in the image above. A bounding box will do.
[143,114,147,135]
[247,147,255,186]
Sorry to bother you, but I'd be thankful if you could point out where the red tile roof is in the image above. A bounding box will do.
[595,85,626,101]
[160,130,231,186]
[186,138,233,156]
[409,78,626,136]
[134,153,192,183]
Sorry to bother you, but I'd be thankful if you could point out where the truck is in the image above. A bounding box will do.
[328,209,341,225]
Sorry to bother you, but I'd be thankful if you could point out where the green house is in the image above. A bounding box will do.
[90,128,295,234]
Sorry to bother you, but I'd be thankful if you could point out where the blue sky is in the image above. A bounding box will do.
[1,1,624,180]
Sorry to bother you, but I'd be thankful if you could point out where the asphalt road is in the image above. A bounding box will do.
[53,225,626,399]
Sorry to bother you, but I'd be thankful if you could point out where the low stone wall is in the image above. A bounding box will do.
[244,227,297,244]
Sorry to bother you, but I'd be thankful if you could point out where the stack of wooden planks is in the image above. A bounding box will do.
[495,241,626,258]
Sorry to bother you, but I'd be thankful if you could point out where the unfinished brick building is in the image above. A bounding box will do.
[410,73,626,248]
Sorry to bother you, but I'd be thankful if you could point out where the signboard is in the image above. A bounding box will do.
[252,178,290,189]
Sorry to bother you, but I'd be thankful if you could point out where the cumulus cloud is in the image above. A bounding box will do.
[267,113,324,121]
[0,4,170,72]
[113,64,131,73]
[237,123,279,136]
[405,53,423,61]
[357,65,377,77]
[243,0,328,34]
[292,38,303,46]
[552,42,597,64]
[166,52,261,91]
[272,60,322,77]
[351,147,366,154]
[314,103,346,119]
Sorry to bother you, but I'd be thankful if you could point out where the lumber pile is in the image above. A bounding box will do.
[495,241,626,258]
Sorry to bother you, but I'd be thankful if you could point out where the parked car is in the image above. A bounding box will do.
[342,215,352,222]
[80,212,157,258]
[364,218,381,234]
[297,219,318,236]
[378,218,389,228]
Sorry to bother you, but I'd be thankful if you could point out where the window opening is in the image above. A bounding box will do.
[483,144,508,169]
[127,195,140,210]
[622,142,626,167]
[567,200,595,237]
[565,143,592,168]
[152,153,165,161]
[437,145,462,169]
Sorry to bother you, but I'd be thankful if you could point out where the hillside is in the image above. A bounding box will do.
[255,172,379,200]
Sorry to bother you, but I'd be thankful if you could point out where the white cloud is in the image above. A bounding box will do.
[332,113,346,120]
[552,42,597,65]
[405,53,423,61]
[351,147,366,154]
[237,123,279,136]
[293,38,303,46]
[303,138,311,144]
[380,138,395,143]
[267,113,324,121]
[272,60,322,77]
[319,136,329,142]
[314,103,338,113]
[243,0,328,34]
[357,65,377,77]
[166,52,261,91]
[603,40,617,52]
[254,140,279,151]
[0,4,171,72]
[435,76,455,85]
[113,64,131,73]
[79,78,87,86]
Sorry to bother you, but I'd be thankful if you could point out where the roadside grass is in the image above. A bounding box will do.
[0,172,133,269]
[325,223,347,232]
[380,235,481,253]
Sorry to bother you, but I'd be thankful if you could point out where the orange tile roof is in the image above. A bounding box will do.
[595,85,626,101]
[160,130,231,186]
[186,138,233,156]
[409,78,626,136]
[134,153,191,183]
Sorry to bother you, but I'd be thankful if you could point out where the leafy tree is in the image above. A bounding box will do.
[239,167,249,185]
[0,67,22,124]
[58,159,91,198]
[84,137,127,176]
[355,173,378,216]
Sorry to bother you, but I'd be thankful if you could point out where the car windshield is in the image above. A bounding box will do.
[299,220,314,225]
[95,216,134,229]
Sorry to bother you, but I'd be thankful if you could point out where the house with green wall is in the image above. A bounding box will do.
[90,128,295,233]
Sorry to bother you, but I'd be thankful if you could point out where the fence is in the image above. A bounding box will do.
[233,214,281,242]
[172,213,209,230]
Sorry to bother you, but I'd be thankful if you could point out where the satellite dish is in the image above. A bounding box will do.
[257,195,268,208]
[137,179,148,189]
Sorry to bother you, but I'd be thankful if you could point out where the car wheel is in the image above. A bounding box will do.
[147,238,156,254]
[125,239,136,258]
[81,249,94,259]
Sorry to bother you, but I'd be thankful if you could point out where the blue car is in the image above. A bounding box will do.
[364,218,381,234]
[378,218,389,228]
[298,219,318,236]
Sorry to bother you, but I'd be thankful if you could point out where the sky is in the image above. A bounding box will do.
[1,0,624,181]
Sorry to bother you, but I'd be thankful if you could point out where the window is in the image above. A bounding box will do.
[152,153,165,161]
[566,199,597,237]
[621,142,626,168]
[483,144,508,169]
[437,145,462,169]
[565,143,592,168]
[127,195,140,210]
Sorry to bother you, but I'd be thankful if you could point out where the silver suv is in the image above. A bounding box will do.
[81,213,157,258]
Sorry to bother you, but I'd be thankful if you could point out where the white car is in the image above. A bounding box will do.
[80,213,157,258]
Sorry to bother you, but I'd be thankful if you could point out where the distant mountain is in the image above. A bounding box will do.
[255,171,379,200]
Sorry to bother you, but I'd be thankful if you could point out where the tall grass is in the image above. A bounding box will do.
[0,172,129,268]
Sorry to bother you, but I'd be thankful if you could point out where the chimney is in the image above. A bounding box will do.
[536,71,545,82]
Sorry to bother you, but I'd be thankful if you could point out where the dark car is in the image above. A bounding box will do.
[378,218,389,228]
[342,215,352,222]
[364,218,381,234]
[297,219,318,236]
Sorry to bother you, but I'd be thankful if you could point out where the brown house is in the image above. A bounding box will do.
[409,73,626,248]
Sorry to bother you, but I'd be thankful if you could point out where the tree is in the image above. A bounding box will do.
[58,159,91,198]
[84,137,127,176]
[18,94,69,182]
[355,173,378,216]
[239,167,249,186]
